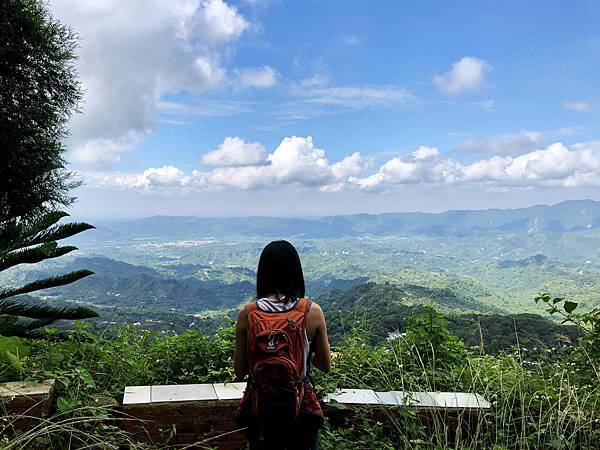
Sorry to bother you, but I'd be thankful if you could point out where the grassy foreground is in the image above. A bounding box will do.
[0,306,598,449]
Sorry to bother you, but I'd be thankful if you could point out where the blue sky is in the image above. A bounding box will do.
[49,0,600,217]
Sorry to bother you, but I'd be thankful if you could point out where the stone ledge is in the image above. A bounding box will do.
[0,379,56,431]
[120,383,491,449]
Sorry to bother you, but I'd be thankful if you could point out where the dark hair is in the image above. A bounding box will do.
[256,240,305,300]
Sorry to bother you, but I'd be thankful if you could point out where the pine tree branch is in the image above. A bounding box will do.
[0,242,78,272]
[0,300,98,320]
[29,211,71,234]
[0,269,94,300]
[16,222,95,250]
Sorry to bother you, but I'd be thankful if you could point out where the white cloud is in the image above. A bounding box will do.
[234,66,278,88]
[433,57,492,95]
[50,0,249,169]
[353,142,600,191]
[563,101,591,112]
[332,152,373,179]
[85,135,371,192]
[201,137,266,166]
[456,130,544,154]
[288,73,412,110]
[413,146,440,160]
[70,132,143,170]
[83,139,600,194]
[89,165,190,190]
[301,85,412,108]
[157,100,253,118]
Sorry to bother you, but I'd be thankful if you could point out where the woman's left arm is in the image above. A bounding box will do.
[234,307,248,380]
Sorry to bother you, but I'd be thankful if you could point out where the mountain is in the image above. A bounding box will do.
[75,200,600,241]
[316,282,581,353]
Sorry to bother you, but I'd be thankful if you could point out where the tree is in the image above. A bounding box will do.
[0,0,97,338]
[0,212,98,337]
[0,0,82,222]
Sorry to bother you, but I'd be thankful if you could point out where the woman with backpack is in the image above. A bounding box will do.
[234,240,331,450]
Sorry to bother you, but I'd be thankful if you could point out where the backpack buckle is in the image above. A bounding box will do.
[267,331,279,350]
[287,318,298,331]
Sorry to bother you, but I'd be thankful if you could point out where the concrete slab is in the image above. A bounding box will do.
[151,384,217,403]
[323,389,380,405]
[376,391,490,409]
[213,382,247,400]
[432,392,491,409]
[123,386,151,405]
[0,379,55,398]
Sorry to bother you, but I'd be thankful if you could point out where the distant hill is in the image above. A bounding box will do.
[76,199,600,241]
[316,282,580,353]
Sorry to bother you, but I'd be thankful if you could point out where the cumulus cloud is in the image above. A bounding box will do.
[49,0,249,169]
[352,142,600,191]
[201,137,266,166]
[563,101,591,112]
[83,139,600,194]
[234,66,278,88]
[456,130,544,154]
[433,57,491,95]
[85,136,371,192]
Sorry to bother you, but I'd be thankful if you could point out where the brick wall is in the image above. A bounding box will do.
[120,384,491,449]
[121,398,245,449]
[0,379,55,432]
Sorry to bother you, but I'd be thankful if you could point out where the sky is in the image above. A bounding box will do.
[48,0,600,218]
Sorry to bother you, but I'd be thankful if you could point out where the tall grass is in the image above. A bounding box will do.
[316,313,600,449]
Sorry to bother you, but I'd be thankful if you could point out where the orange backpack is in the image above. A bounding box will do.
[244,298,311,424]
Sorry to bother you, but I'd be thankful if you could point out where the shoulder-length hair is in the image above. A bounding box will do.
[256,240,305,300]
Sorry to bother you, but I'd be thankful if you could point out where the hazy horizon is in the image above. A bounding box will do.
[71,195,599,221]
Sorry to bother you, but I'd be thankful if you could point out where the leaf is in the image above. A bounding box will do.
[0,336,31,363]
[57,396,77,413]
[563,301,578,314]
[76,368,96,388]
[5,351,25,373]
[552,297,564,305]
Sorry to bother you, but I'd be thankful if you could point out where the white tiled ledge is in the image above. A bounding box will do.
[123,382,246,405]
[123,384,490,410]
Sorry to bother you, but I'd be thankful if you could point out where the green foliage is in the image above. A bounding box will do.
[0,302,595,449]
[0,0,82,221]
[536,292,600,369]
[0,212,97,337]
[147,325,236,384]
[0,335,30,378]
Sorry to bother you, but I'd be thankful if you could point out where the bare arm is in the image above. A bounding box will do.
[234,307,248,380]
[308,302,331,373]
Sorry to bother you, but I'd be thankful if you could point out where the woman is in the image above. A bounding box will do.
[234,240,331,450]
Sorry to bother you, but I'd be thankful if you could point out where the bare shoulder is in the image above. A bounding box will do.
[311,301,323,311]
[306,300,325,322]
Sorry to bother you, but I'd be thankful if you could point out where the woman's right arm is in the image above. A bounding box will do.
[308,302,331,373]
[234,308,248,380]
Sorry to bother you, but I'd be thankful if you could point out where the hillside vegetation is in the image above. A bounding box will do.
[1,299,597,449]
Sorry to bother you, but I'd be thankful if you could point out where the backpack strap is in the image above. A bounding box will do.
[244,301,258,320]
[295,297,312,314]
